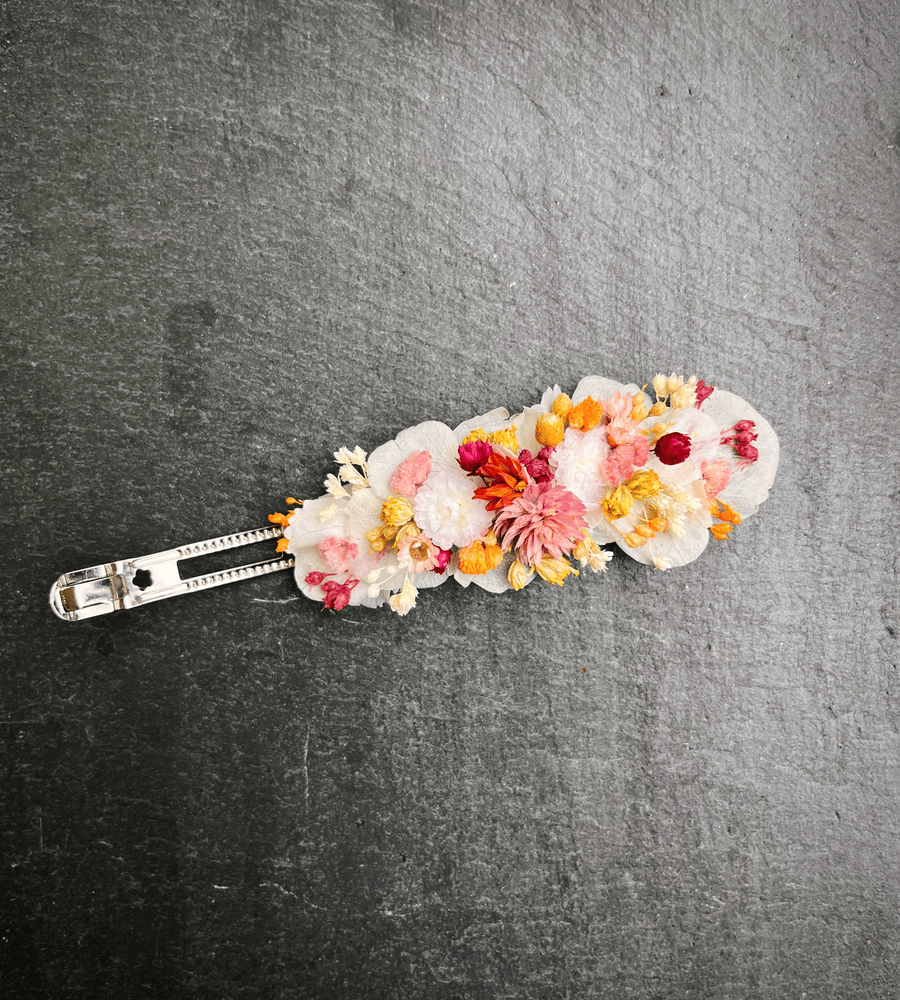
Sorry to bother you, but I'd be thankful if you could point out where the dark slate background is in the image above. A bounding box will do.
[2,2,898,997]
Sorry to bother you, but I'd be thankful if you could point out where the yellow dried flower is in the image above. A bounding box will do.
[535,412,566,447]
[488,426,519,451]
[381,497,415,526]
[507,558,535,591]
[535,556,579,586]
[670,381,697,409]
[366,526,387,553]
[652,373,669,397]
[394,521,420,546]
[601,484,634,521]
[551,393,574,419]
[649,400,668,416]
[625,469,662,499]
[462,428,488,444]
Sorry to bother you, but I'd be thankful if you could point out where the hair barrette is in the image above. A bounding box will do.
[50,374,778,621]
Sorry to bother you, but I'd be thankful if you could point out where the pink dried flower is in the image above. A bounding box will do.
[317,535,359,573]
[695,380,715,408]
[493,482,588,566]
[321,578,359,610]
[390,449,432,496]
[397,531,450,575]
[518,448,554,483]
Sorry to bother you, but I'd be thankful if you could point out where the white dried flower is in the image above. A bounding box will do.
[324,474,350,499]
[388,575,418,616]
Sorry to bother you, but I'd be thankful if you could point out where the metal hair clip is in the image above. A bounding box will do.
[49,526,294,622]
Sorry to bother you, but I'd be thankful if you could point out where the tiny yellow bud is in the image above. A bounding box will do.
[535,412,566,447]
[650,400,668,416]
[551,393,574,419]
[630,400,650,422]
[462,428,488,445]
[624,532,648,548]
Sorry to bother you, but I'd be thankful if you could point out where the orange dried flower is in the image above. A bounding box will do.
[457,537,503,575]
[473,453,528,511]
[566,396,603,431]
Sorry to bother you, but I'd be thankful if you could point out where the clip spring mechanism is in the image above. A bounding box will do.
[49,526,295,622]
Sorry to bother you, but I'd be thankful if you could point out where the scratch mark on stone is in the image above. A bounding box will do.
[303,725,310,811]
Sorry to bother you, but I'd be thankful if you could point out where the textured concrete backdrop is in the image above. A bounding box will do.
[2,1,899,997]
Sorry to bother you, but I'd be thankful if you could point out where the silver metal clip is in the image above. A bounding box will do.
[50,526,295,622]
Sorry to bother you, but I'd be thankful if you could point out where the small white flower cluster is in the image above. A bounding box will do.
[325,446,369,499]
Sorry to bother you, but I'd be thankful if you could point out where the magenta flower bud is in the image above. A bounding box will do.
[305,571,328,586]
[655,431,692,465]
[458,439,494,473]
[433,547,452,575]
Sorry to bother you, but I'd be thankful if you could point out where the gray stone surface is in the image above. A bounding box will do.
[2,1,898,997]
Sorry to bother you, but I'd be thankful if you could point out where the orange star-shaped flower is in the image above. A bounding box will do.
[472,453,528,511]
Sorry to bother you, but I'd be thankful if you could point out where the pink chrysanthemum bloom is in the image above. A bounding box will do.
[493,482,589,566]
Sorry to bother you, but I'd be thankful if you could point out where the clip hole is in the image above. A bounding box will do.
[133,569,153,590]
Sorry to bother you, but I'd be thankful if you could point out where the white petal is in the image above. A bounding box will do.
[572,376,633,403]
[701,389,780,517]
[453,407,510,441]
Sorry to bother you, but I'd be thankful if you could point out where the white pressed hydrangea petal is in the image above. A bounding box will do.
[365,439,408,498]
[586,515,622,545]
[284,495,348,549]
[454,553,515,593]
[572,376,632,403]
[623,519,711,569]
[412,568,453,590]
[700,389,780,517]
[453,407,510,441]
[619,488,713,568]
[512,406,542,456]
[342,488,383,538]
[638,407,722,487]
